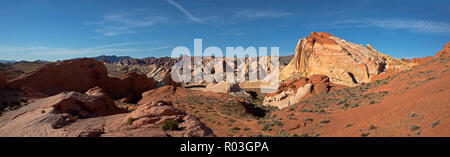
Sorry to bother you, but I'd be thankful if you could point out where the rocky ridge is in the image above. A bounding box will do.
[279,32,410,86]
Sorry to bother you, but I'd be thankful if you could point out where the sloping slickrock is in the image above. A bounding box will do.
[0,87,125,136]
[102,101,214,137]
[0,91,214,137]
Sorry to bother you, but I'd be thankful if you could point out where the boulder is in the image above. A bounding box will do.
[263,74,343,108]
[44,87,125,118]
[309,74,330,94]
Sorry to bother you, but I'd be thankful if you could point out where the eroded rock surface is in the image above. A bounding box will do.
[264,74,344,108]
[7,58,155,102]
[279,32,409,86]
[0,91,214,137]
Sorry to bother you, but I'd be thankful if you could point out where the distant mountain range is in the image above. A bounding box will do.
[91,55,133,63]
[0,60,17,64]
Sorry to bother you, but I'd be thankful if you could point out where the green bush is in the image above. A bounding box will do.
[431,120,440,128]
[261,126,270,131]
[361,133,370,137]
[17,97,28,103]
[230,127,241,131]
[410,125,420,132]
[161,119,179,131]
[10,101,20,107]
[127,117,136,125]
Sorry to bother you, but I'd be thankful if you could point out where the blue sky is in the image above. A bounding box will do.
[0,0,449,61]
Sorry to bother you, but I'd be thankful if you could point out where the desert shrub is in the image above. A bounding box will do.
[127,117,136,125]
[0,102,8,110]
[431,120,440,128]
[368,125,377,130]
[344,103,350,108]
[261,125,271,131]
[17,97,27,103]
[409,113,417,117]
[278,130,289,137]
[320,120,330,123]
[230,127,241,131]
[161,119,179,131]
[410,125,420,132]
[10,101,20,107]
[299,133,309,137]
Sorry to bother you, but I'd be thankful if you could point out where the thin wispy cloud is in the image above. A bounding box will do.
[165,0,203,23]
[86,10,168,37]
[329,19,450,34]
[89,41,160,49]
[0,46,57,52]
[164,0,222,28]
[233,9,293,18]
[220,31,247,36]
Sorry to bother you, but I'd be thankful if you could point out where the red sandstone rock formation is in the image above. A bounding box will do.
[280,32,409,86]
[435,42,450,58]
[401,42,449,66]
[0,93,214,137]
[264,74,345,108]
[105,100,214,137]
[7,58,154,102]
[46,87,126,119]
